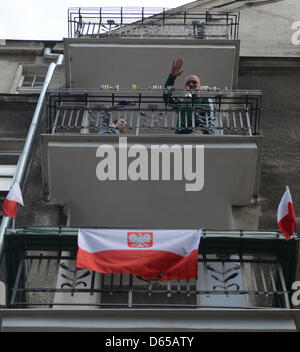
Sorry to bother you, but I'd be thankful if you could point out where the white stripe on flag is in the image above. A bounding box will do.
[78,229,201,256]
[6,182,24,206]
[277,186,292,222]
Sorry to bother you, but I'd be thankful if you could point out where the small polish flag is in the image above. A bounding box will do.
[2,182,24,218]
[76,229,201,281]
[277,186,297,240]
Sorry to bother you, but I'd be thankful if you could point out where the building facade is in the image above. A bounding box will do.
[0,1,299,331]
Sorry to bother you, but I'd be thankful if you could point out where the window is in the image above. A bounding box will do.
[10,64,48,93]
[21,74,45,88]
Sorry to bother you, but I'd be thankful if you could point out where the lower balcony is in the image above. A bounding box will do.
[1,227,299,331]
[2,227,297,307]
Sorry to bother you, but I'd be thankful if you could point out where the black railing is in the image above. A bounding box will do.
[3,227,298,309]
[46,89,261,136]
[68,7,240,39]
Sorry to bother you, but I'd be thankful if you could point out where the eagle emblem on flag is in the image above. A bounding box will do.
[127,232,153,248]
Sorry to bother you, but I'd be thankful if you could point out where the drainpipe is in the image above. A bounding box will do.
[0,48,64,263]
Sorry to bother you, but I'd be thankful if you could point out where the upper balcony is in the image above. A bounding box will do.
[68,7,240,40]
[40,88,262,230]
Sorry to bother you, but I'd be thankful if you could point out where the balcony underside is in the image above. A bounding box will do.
[64,38,240,89]
[0,309,298,332]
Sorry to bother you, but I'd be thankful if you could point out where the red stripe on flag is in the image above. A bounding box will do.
[278,202,297,240]
[76,248,198,281]
[2,198,17,218]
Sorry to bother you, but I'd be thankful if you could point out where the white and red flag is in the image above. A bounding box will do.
[277,186,297,240]
[76,229,201,281]
[2,182,24,218]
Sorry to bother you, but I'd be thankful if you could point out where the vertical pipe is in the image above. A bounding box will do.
[0,49,64,267]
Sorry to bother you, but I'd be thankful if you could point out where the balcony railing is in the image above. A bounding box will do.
[3,227,298,309]
[46,89,261,136]
[68,7,240,39]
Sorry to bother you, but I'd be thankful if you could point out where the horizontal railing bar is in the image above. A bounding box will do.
[10,302,285,310]
[22,255,281,265]
[69,11,239,16]
[5,227,289,239]
[51,107,252,112]
[47,89,262,95]
[11,288,289,295]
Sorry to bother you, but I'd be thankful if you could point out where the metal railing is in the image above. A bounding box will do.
[68,7,240,39]
[3,227,298,309]
[46,89,261,136]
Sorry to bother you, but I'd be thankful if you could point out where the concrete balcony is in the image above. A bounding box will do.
[1,227,298,331]
[41,89,262,230]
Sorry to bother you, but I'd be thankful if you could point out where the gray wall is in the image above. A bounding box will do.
[238,71,300,231]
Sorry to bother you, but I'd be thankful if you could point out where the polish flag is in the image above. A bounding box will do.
[76,229,201,281]
[2,182,24,218]
[277,186,297,240]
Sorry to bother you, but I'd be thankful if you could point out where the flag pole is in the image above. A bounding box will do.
[12,217,16,233]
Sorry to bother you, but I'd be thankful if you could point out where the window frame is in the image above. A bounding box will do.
[9,64,48,93]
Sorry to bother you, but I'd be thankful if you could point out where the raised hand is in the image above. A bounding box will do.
[170,58,184,78]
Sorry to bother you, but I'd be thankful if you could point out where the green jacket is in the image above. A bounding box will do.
[163,74,215,134]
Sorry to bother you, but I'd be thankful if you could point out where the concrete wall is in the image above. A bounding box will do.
[238,69,300,231]
[238,0,300,57]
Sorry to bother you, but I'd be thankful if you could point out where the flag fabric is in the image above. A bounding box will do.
[2,182,24,218]
[277,186,297,240]
[76,229,201,281]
